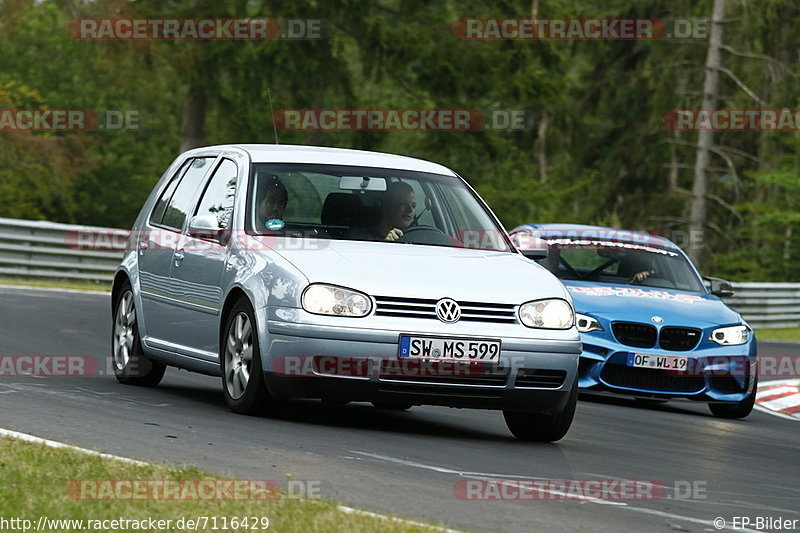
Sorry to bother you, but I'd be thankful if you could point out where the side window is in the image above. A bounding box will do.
[194,159,238,229]
[161,157,215,230]
[150,159,191,225]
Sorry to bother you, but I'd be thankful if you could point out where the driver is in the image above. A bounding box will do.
[347,181,417,241]
[622,254,656,284]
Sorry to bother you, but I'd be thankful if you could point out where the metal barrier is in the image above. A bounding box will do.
[724,283,800,329]
[0,217,128,283]
[0,217,797,328]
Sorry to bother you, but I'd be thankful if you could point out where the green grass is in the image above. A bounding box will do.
[755,327,800,342]
[0,438,448,533]
[0,275,110,292]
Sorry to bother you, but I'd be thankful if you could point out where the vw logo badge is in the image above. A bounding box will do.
[651,316,664,324]
[435,298,461,323]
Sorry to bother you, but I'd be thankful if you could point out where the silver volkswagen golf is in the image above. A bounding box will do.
[111,144,581,441]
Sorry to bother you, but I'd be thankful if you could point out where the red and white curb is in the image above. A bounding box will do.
[755,379,800,420]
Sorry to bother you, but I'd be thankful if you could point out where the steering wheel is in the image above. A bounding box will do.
[397,225,450,245]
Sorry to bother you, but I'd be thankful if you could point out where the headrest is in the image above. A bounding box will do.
[321,193,362,226]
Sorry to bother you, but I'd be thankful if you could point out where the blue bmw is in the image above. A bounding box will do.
[510,224,757,418]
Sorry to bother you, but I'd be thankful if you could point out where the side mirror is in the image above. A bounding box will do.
[512,233,549,260]
[705,276,734,297]
[187,215,222,239]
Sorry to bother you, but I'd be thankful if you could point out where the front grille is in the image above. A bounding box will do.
[601,365,704,393]
[374,296,516,323]
[659,327,702,351]
[514,369,567,388]
[612,322,657,348]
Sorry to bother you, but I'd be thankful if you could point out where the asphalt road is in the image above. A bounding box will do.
[0,286,798,533]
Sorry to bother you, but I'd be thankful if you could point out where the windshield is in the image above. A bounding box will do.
[536,239,705,292]
[247,163,511,252]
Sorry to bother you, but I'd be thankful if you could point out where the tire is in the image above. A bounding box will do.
[708,375,757,419]
[503,378,578,442]
[221,298,281,416]
[371,401,413,411]
[112,281,166,387]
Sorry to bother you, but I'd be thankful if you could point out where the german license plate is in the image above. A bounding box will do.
[627,352,688,371]
[399,336,501,362]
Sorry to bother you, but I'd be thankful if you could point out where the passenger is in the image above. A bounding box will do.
[347,181,417,242]
[256,175,288,226]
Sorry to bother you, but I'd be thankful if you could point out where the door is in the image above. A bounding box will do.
[167,158,239,358]
[137,156,216,344]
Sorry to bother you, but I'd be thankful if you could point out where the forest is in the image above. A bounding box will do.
[1,0,798,280]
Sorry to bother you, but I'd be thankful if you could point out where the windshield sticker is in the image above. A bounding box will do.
[265,218,285,230]
[545,238,678,256]
[568,286,703,302]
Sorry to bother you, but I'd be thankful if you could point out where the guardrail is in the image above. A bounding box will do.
[0,217,128,283]
[0,217,797,328]
[724,283,800,329]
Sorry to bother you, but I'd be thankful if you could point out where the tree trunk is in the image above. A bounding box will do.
[536,109,549,183]
[179,83,207,153]
[688,0,725,268]
[668,77,687,193]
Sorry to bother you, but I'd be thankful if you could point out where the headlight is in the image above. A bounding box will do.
[710,325,749,345]
[301,284,372,317]
[576,313,603,333]
[519,299,574,329]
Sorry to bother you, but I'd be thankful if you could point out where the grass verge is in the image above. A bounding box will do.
[0,437,447,533]
[0,275,110,292]
[755,327,800,343]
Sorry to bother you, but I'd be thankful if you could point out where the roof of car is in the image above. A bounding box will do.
[512,223,680,251]
[193,144,458,176]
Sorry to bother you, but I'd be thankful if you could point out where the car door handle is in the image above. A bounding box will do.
[174,250,185,266]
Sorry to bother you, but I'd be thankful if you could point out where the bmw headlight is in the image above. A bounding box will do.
[519,299,574,329]
[302,284,372,317]
[710,325,749,345]
[576,313,603,333]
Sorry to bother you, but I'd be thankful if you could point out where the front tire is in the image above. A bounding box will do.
[112,282,166,387]
[709,375,757,419]
[221,298,281,416]
[503,379,578,442]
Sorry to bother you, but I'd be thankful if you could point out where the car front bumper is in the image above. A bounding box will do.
[261,316,581,413]
[577,335,757,402]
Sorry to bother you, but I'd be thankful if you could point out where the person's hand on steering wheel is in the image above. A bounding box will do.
[629,270,653,284]
[385,228,404,241]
